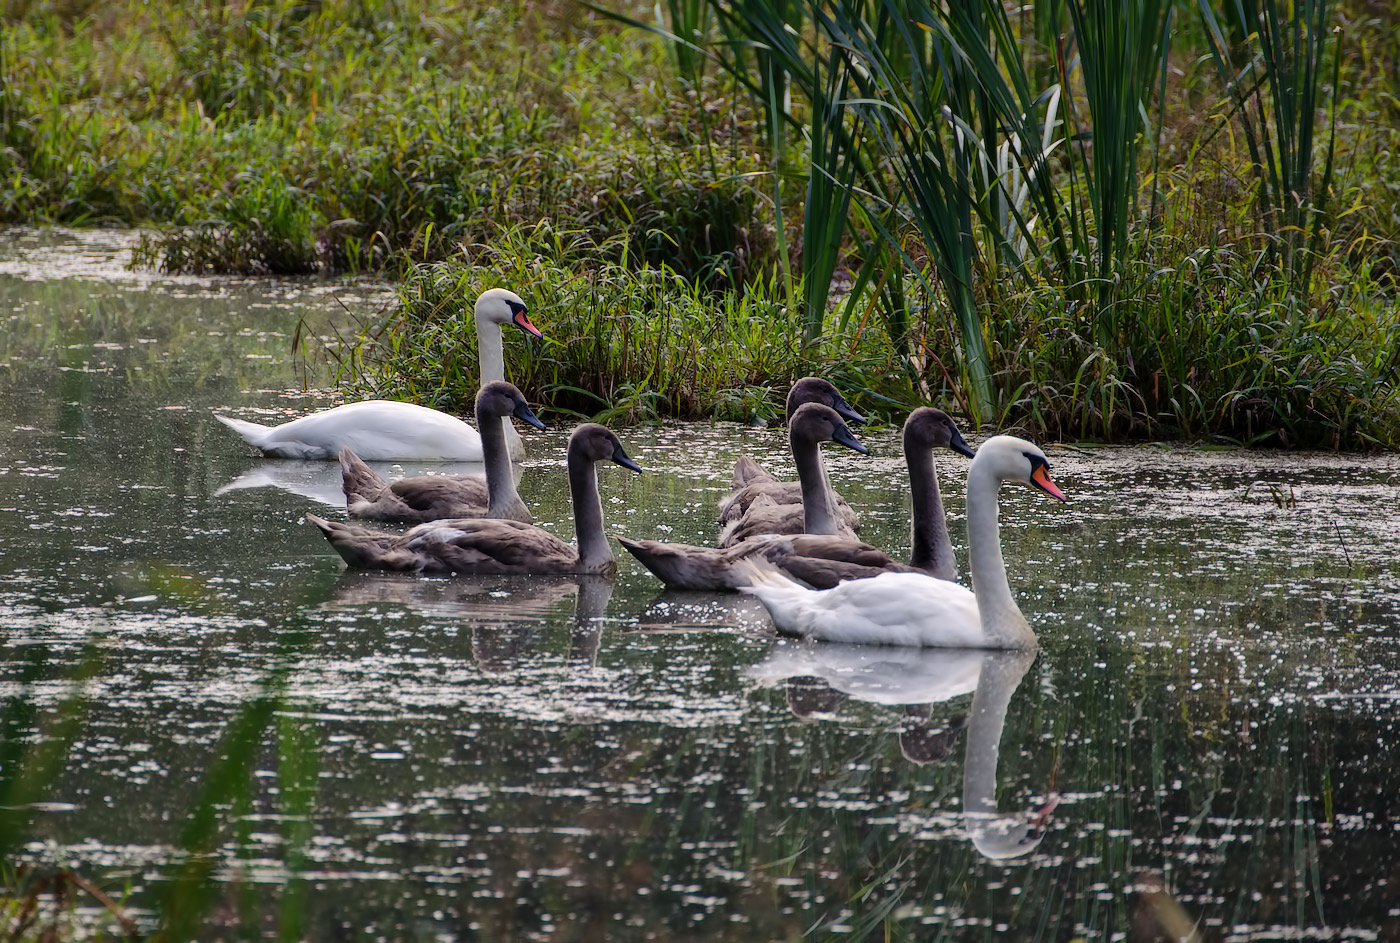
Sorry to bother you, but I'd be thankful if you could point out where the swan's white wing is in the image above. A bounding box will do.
[751,571,986,648]
[260,401,483,461]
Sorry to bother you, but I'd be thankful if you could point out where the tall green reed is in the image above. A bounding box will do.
[1197,0,1339,290]
[626,0,1378,444]
[828,0,997,418]
[1062,0,1174,347]
[634,0,1179,422]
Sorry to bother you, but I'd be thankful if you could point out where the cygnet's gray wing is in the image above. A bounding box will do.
[718,492,858,548]
[307,514,577,574]
[619,532,910,591]
[340,446,498,524]
[770,535,919,589]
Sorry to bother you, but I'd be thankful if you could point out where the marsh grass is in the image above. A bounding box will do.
[325,226,935,425]
[3,0,772,283]
[4,0,1399,445]
[989,237,1400,446]
[328,223,1398,446]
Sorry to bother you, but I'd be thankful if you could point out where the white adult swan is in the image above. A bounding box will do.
[618,407,973,590]
[339,381,544,524]
[306,423,641,576]
[738,435,1067,648]
[214,287,542,461]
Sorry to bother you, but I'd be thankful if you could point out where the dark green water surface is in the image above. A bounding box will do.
[2,230,1399,940]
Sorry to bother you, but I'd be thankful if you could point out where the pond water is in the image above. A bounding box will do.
[2,229,1400,941]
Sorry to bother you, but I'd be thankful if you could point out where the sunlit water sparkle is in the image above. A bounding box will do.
[1,230,1398,940]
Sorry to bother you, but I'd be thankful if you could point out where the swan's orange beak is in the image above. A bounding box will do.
[1029,795,1060,833]
[1032,465,1068,503]
[513,310,543,339]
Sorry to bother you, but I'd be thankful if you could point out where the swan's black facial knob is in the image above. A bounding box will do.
[506,300,543,338]
[1024,453,1067,503]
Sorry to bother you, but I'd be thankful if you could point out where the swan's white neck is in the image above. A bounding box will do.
[962,650,1039,858]
[907,443,955,580]
[794,431,840,535]
[965,461,1036,649]
[475,311,506,384]
[475,311,523,457]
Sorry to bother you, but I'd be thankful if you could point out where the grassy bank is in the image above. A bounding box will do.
[2,0,1397,446]
[322,227,1398,447]
[1,0,771,283]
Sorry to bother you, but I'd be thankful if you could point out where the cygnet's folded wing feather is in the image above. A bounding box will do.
[721,479,851,521]
[392,476,490,515]
[307,514,577,574]
[771,544,917,590]
[729,455,778,490]
[340,447,497,523]
[719,494,859,547]
[404,519,576,568]
[619,532,916,591]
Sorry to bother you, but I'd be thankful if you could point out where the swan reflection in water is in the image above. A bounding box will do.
[216,459,508,509]
[748,641,1055,859]
[322,571,614,669]
[631,588,774,635]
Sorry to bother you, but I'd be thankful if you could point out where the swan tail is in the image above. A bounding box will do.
[616,536,742,591]
[306,513,423,571]
[214,413,273,450]
[733,558,823,637]
[730,455,776,489]
[338,447,387,503]
[733,558,808,596]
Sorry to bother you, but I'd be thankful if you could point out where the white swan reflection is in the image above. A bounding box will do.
[748,641,1055,859]
[217,459,500,509]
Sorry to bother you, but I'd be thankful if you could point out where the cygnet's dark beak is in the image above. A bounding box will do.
[833,397,866,426]
[832,423,869,455]
[513,400,547,432]
[949,426,976,459]
[612,442,642,473]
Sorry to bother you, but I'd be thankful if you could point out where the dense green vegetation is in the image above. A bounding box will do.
[2,0,1397,445]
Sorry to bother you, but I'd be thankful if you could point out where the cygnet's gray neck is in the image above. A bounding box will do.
[480,411,527,520]
[793,430,840,535]
[568,453,612,570]
[907,441,956,579]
